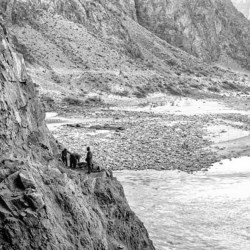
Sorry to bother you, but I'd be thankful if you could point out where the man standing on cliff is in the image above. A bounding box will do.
[86,147,93,174]
[62,148,69,167]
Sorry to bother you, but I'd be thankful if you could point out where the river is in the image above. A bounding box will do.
[114,157,250,250]
[45,103,250,249]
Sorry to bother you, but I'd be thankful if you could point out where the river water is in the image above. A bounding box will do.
[114,157,250,250]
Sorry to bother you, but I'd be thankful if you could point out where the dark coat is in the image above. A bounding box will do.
[71,153,81,162]
[86,151,92,164]
[62,149,68,159]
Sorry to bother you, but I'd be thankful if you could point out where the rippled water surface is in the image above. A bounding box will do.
[114,157,250,250]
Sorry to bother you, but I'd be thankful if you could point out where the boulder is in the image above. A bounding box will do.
[18,171,36,189]
[25,192,45,210]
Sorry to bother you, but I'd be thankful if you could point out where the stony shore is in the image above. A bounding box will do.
[46,96,250,172]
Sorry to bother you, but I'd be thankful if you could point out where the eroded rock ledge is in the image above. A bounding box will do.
[0,23,155,250]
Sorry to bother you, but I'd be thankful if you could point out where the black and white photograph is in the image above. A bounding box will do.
[0,0,250,249]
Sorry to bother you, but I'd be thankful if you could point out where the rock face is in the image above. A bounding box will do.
[6,0,140,57]
[0,23,155,250]
[0,20,56,161]
[232,0,250,19]
[134,0,250,69]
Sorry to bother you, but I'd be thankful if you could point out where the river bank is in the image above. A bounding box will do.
[45,94,250,250]
[46,95,250,172]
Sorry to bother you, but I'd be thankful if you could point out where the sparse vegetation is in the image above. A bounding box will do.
[145,60,154,68]
[167,59,178,67]
[134,86,150,98]
[157,83,164,90]
[51,71,61,84]
[208,86,220,93]
[165,85,182,96]
[113,90,130,97]
[190,83,202,89]
[63,96,104,107]
[63,97,83,106]
[84,96,103,105]
[41,95,54,103]
[79,92,87,98]
[133,90,147,98]
[41,95,55,106]
[222,81,239,90]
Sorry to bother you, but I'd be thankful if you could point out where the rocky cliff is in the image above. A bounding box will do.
[0,18,56,161]
[134,0,250,69]
[0,22,155,250]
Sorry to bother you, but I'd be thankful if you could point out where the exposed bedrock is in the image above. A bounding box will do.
[0,23,155,250]
[134,0,250,68]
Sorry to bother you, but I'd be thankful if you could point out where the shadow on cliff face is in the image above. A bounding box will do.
[134,0,250,70]
[11,35,36,65]
[0,158,155,250]
[0,22,155,250]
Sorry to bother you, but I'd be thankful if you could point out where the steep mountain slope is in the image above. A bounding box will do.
[0,0,248,106]
[0,22,155,250]
[232,0,250,19]
[134,0,250,69]
[0,19,56,161]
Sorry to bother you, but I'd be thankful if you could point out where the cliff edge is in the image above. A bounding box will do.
[0,22,155,250]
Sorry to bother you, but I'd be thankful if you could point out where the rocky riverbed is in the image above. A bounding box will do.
[46,95,250,172]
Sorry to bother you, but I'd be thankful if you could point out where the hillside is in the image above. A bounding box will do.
[0,21,155,250]
[0,0,248,107]
[134,0,250,69]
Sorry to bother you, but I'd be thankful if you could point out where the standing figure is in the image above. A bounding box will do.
[70,153,81,169]
[61,149,69,167]
[86,147,93,174]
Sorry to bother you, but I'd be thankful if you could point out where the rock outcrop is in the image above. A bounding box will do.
[0,19,56,161]
[134,0,250,69]
[8,0,249,68]
[0,22,155,250]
